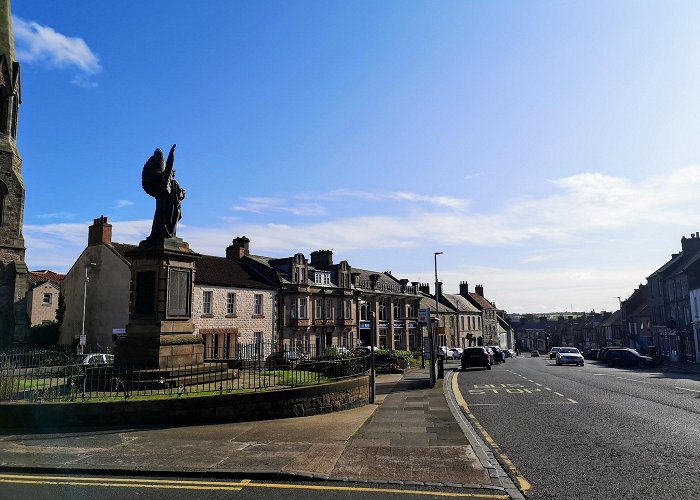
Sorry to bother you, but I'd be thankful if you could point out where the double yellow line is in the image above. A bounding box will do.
[0,473,509,498]
[451,374,532,494]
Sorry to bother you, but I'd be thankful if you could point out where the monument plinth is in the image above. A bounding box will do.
[115,145,203,368]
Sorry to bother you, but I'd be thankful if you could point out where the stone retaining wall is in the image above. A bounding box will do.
[0,376,369,430]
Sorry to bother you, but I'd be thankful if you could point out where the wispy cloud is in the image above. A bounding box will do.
[235,190,470,215]
[13,16,101,87]
[36,211,75,220]
[114,200,134,209]
[464,172,483,181]
[232,197,326,216]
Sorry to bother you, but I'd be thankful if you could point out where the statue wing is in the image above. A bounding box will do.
[141,148,164,197]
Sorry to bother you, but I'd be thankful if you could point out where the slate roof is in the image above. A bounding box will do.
[419,292,455,314]
[110,243,275,290]
[196,255,276,289]
[468,292,495,310]
[442,293,479,313]
[598,310,621,327]
[27,270,64,288]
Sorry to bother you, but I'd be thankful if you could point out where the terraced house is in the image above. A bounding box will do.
[229,238,423,354]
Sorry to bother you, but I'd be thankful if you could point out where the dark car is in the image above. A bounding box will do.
[599,347,628,361]
[461,347,492,370]
[531,350,540,357]
[488,346,506,363]
[585,349,600,360]
[604,348,654,368]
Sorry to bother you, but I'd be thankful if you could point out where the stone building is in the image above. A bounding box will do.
[647,233,700,362]
[26,270,63,327]
[418,284,457,348]
[60,217,277,356]
[231,237,422,354]
[0,1,28,346]
[439,283,482,347]
[462,283,498,346]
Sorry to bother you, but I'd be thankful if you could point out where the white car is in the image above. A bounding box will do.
[555,347,584,366]
[447,348,463,359]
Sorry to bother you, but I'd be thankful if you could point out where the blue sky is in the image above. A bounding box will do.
[13,0,700,313]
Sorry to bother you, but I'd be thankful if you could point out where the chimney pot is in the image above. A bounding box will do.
[88,215,112,246]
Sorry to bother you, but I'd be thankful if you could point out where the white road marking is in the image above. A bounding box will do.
[674,386,700,393]
[534,383,542,387]
[553,392,564,397]
[544,387,552,391]
[566,398,578,403]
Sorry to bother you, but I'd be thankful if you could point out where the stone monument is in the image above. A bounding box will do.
[115,145,203,368]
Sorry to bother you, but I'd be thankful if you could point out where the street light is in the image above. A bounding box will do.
[357,297,375,404]
[434,252,443,344]
[434,252,443,381]
[80,262,97,355]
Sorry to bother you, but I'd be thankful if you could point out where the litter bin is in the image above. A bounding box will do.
[437,358,444,379]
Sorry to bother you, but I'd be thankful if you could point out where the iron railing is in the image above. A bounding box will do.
[0,345,369,402]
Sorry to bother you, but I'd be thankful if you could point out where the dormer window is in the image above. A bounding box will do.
[315,271,331,286]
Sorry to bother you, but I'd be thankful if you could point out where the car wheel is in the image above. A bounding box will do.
[637,360,646,369]
[606,359,614,367]
[579,362,584,366]
[486,364,491,370]
[556,361,561,366]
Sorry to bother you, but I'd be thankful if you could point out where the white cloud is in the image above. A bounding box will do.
[13,16,101,87]
[23,166,700,311]
[114,200,134,209]
[36,211,75,220]
[232,197,326,216]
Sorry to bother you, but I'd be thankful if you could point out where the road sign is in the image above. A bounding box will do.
[79,334,86,346]
[418,308,430,323]
[423,337,431,359]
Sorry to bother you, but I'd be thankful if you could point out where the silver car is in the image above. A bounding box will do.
[556,347,584,366]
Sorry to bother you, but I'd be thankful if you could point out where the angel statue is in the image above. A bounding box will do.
[141,144,185,239]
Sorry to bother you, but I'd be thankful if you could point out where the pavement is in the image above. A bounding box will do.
[0,364,522,498]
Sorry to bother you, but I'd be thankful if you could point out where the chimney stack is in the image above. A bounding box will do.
[475,284,484,297]
[459,281,469,298]
[88,216,112,246]
[310,249,333,267]
[419,283,431,295]
[681,233,700,256]
[226,236,250,261]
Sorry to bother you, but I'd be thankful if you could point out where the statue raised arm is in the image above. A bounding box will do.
[141,144,185,239]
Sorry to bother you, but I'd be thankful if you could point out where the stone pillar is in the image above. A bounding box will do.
[115,237,202,368]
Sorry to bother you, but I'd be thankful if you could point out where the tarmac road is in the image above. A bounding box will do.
[451,356,700,500]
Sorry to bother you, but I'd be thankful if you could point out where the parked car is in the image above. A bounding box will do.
[584,349,600,360]
[604,348,654,368]
[70,353,114,367]
[548,347,562,359]
[438,346,449,359]
[504,349,515,358]
[488,346,506,363]
[531,350,540,357]
[597,347,626,361]
[461,347,492,370]
[447,348,462,360]
[555,347,584,366]
[265,350,307,368]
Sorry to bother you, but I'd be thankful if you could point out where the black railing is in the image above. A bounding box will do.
[0,345,369,402]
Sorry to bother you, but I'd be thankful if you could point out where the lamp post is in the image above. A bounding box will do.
[434,252,443,380]
[357,297,375,404]
[434,252,443,344]
[80,262,97,355]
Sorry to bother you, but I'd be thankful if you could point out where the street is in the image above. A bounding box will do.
[451,355,700,500]
[0,473,509,500]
